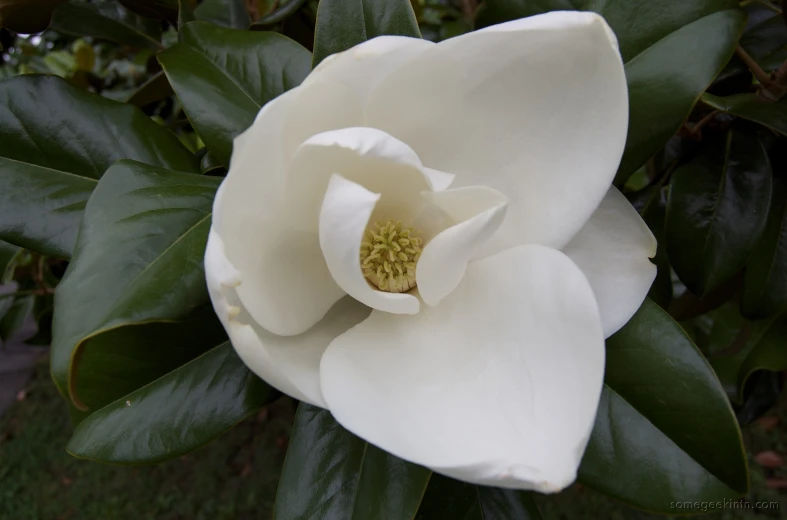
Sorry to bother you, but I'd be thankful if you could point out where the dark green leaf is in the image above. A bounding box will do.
[194,0,251,29]
[742,176,787,318]
[66,341,277,464]
[0,75,199,259]
[73,306,228,411]
[50,0,162,50]
[703,93,787,138]
[51,161,219,406]
[275,404,431,520]
[740,9,787,71]
[118,0,178,23]
[475,0,745,185]
[312,0,421,67]
[416,474,541,520]
[158,22,311,165]
[578,299,748,512]
[737,316,787,402]
[666,129,772,295]
[126,71,173,108]
[177,0,195,29]
[0,0,67,33]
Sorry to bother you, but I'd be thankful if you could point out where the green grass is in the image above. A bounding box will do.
[1,359,785,519]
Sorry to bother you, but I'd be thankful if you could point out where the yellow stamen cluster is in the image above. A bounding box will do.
[360,220,423,293]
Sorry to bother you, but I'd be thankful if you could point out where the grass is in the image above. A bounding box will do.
[1,358,785,519]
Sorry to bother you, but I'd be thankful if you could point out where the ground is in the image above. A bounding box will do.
[1,359,785,520]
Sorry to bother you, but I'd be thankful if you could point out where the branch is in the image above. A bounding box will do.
[736,45,773,86]
[759,59,787,101]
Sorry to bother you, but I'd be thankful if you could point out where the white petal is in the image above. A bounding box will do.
[206,229,370,407]
[366,11,628,251]
[216,79,364,337]
[563,187,657,337]
[305,36,434,108]
[286,127,440,232]
[319,174,420,314]
[417,186,508,305]
[320,244,605,492]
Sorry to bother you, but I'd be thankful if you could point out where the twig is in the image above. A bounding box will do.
[759,59,787,101]
[736,45,773,86]
[461,0,478,20]
[691,109,720,135]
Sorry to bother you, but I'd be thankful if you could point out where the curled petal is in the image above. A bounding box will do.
[563,187,657,337]
[417,186,508,305]
[205,229,370,407]
[319,174,421,314]
[321,244,605,492]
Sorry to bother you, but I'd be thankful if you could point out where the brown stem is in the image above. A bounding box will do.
[736,45,773,86]
[692,109,720,135]
[759,59,787,101]
[461,0,478,20]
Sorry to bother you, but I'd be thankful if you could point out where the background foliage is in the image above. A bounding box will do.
[1,0,787,517]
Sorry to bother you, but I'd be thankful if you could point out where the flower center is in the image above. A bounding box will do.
[360,220,423,293]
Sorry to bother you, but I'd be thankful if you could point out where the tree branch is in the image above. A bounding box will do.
[736,45,773,86]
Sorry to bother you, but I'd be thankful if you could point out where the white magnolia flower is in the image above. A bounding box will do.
[205,11,656,493]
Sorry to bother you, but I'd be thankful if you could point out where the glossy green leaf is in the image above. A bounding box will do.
[118,0,178,22]
[312,0,421,67]
[416,474,541,520]
[158,22,311,165]
[703,93,787,138]
[742,176,787,318]
[50,0,162,50]
[0,0,67,33]
[0,75,199,259]
[66,341,277,464]
[476,0,745,184]
[666,129,772,295]
[193,0,250,29]
[578,299,748,512]
[740,9,787,71]
[73,306,228,411]
[51,161,219,406]
[737,315,787,401]
[126,71,173,107]
[275,404,431,520]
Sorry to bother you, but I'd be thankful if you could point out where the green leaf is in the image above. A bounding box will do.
[158,22,311,165]
[666,129,772,295]
[703,93,787,138]
[177,0,195,29]
[739,9,787,71]
[193,0,251,29]
[50,0,162,50]
[0,75,199,259]
[126,70,173,108]
[118,0,178,23]
[476,0,745,185]
[0,0,67,33]
[737,315,787,401]
[312,0,421,67]
[72,306,229,411]
[641,188,672,308]
[416,474,541,520]
[275,404,431,520]
[742,176,787,318]
[66,341,277,464]
[578,299,748,513]
[51,160,219,406]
